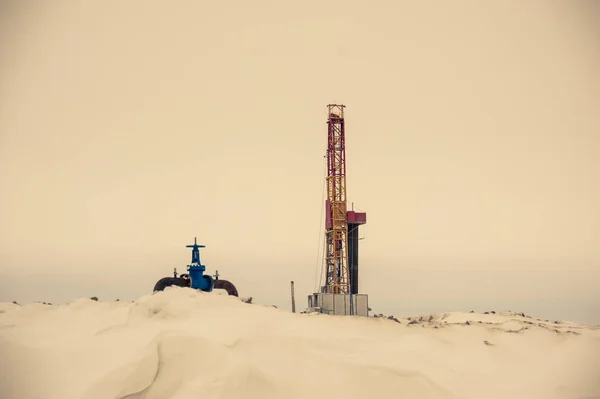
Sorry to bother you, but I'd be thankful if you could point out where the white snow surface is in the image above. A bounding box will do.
[1,287,599,399]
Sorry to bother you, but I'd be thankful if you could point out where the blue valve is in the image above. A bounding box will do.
[186,237,214,292]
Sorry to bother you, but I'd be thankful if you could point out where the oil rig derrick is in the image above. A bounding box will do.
[308,104,368,316]
[324,104,350,295]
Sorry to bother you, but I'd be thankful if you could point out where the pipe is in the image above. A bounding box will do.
[153,277,190,292]
[213,279,239,297]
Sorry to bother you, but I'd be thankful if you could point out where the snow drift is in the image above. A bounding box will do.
[1,288,599,399]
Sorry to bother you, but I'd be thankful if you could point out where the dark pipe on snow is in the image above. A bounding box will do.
[153,277,190,292]
[213,279,239,297]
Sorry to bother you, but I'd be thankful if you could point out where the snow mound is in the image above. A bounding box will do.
[1,287,599,399]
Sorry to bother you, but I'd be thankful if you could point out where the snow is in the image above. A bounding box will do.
[1,288,599,399]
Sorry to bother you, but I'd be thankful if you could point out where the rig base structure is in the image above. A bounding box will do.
[153,237,239,297]
[306,292,369,317]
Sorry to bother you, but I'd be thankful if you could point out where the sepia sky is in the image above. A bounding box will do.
[1,1,599,324]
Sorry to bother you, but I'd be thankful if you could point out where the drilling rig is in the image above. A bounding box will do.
[307,105,368,316]
[323,104,351,295]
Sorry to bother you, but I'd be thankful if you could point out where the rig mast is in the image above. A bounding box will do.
[308,104,367,316]
[323,104,350,294]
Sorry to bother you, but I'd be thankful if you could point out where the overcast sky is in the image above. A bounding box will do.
[1,1,599,324]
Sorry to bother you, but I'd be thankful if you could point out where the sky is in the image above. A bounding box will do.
[1,1,599,324]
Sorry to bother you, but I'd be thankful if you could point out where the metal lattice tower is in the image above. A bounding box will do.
[323,104,350,294]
